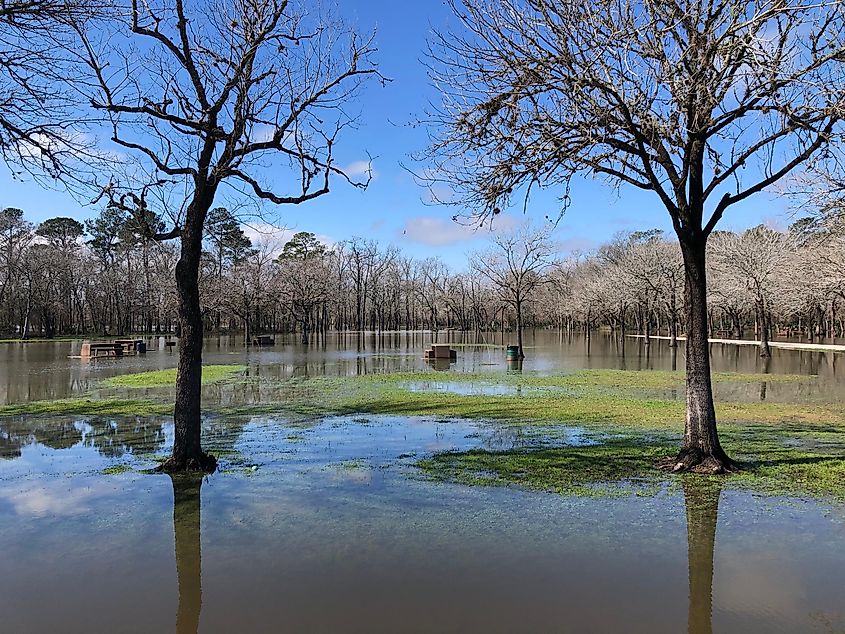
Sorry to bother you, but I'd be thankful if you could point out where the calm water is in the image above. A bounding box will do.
[0,330,842,404]
[0,332,843,633]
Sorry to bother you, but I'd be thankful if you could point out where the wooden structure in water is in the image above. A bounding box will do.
[80,339,146,358]
[252,335,276,346]
[423,343,457,361]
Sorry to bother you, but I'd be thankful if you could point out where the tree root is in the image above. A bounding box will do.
[659,447,741,475]
[155,451,217,474]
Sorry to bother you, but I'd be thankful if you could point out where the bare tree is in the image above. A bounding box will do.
[0,0,104,176]
[76,0,381,471]
[470,222,555,358]
[711,226,796,357]
[426,0,845,472]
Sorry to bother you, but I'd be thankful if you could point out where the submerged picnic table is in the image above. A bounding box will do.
[80,341,124,358]
[80,339,146,358]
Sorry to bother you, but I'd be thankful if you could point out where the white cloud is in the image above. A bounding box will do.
[401,214,518,246]
[240,222,335,255]
[342,160,376,180]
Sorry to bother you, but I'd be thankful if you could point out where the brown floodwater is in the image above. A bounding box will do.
[0,332,843,632]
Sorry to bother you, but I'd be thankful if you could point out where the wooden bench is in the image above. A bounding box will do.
[252,335,275,346]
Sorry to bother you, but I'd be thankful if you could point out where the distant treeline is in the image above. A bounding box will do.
[1,207,843,347]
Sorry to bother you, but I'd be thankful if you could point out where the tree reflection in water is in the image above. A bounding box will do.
[170,474,203,634]
[684,479,723,634]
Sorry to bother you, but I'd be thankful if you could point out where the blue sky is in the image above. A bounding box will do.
[0,0,796,269]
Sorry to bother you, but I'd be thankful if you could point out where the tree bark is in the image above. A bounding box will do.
[515,298,525,358]
[160,193,217,473]
[757,300,771,358]
[674,238,736,473]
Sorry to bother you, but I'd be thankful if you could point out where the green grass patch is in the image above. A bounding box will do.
[416,425,845,502]
[206,369,838,430]
[418,440,668,497]
[0,397,169,417]
[353,369,810,389]
[102,364,246,388]
[101,464,133,475]
[0,336,87,344]
[418,428,845,500]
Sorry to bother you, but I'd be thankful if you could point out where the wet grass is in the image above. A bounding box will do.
[211,370,837,429]
[418,428,845,500]
[0,397,169,417]
[102,364,246,388]
[101,464,133,475]
[418,440,668,497]
[2,367,843,500]
[358,368,811,389]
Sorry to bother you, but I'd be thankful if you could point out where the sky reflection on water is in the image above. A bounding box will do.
[0,413,843,633]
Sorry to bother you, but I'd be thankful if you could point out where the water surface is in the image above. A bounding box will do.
[1,330,842,404]
[1,331,844,632]
[0,413,843,633]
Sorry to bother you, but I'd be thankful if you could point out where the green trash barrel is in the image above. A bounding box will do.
[506,345,520,359]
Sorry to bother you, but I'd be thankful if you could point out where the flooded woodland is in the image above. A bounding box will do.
[0,331,843,633]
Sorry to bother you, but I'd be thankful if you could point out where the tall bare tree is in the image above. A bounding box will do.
[76,0,381,471]
[711,226,796,357]
[470,223,555,358]
[426,0,845,472]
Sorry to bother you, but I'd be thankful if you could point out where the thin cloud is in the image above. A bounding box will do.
[240,222,335,255]
[342,160,376,180]
[401,214,517,246]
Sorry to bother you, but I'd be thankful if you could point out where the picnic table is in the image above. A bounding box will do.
[80,341,123,358]
[114,339,144,354]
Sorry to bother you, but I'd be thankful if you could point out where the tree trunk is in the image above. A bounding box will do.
[674,238,735,473]
[757,300,771,358]
[732,312,743,340]
[160,195,216,473]
[301,313,310,344]
[516,299,525,359]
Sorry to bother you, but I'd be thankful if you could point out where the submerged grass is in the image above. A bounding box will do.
[101,464,133,475]
[418,428,845,500]
[213,369,837,429]
[102,364,246,388]
[418,440,669,497]
[2,366,843,500]
[0,397,169,417]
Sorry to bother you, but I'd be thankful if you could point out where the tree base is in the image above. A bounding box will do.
[663,447,740,475]
[156,451,217,474]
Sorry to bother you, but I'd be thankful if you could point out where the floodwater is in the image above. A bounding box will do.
[0,331,844,633]
[0,330,842,404]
